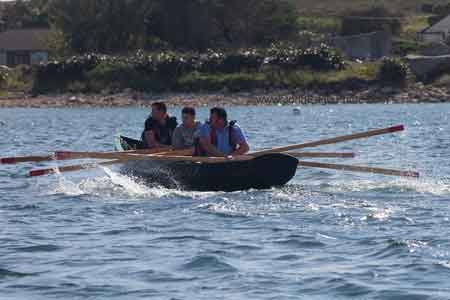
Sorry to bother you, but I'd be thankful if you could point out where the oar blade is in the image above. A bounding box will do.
[1,157,17,164]
[388,125,404,132]
[1,155,54,164]
[29,168,55,177]
[29,160,125,177]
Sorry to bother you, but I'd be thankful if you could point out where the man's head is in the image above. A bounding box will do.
[151,102,167,122]
[181,107,196,127]
[210,107,227,129]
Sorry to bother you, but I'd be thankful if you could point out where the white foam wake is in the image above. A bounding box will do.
[317,177,450,196]
[46,165,220,201]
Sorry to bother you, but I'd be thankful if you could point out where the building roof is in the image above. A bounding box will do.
[0,28,51,51]
[422,15,450,34]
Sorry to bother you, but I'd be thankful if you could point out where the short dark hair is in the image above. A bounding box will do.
[182,107,196,116]
[152,102,167,113]
[210,107,227,121]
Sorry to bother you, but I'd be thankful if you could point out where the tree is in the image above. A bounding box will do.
[1,0,50,29]
[341,6,402,36]
[47,0,300,53]
[48,0,152,53]
[147,0,299,49]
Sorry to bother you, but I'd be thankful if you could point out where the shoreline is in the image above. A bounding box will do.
[1,84,449,108]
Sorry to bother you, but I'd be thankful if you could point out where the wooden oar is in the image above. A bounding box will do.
[1,155,54,164]
[251,125,404,156]
[288,152,355,158]
[29,160,123,177]
[4,125,402,164]
[53,153,251,163]
[54,148,192,160]
[1,147,174,165]
[298,161,419,178]
[28,154,252,177]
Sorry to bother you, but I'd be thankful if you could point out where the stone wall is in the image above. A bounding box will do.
[406,54,450,81]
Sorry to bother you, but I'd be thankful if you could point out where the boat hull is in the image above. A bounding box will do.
[117,136,298,192]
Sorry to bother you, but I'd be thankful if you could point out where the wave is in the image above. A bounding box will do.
[0,268,34,279]
[14,244,62,253]
[46,166,221,201]
[181,255,237,273]
[365,239,450,262]
[315,177,450,196]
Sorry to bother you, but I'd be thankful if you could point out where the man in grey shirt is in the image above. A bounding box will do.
[172,107,202,150]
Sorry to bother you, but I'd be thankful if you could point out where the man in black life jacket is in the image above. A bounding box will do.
[196,107,249,157]
[142,102,178,149]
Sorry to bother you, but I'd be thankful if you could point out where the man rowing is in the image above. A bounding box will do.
[195,107,249,157]
[142,102,178,149]
[172,107,202,150]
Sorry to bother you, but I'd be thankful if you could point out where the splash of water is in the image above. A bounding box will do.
[46,164,222,201]
[101,166,154,197]
[318,177,450,196]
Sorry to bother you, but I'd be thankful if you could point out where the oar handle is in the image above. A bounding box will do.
[53,148,192,161]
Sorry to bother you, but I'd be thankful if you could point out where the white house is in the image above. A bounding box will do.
[0,29,50,67]
[418,15,450,44]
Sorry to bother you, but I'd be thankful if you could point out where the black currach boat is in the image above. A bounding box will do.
[117,136,299,192]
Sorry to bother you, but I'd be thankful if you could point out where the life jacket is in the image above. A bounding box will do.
[195,121,237,156]
[142,116,178,147]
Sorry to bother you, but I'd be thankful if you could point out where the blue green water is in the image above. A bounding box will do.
[0,104,449,299]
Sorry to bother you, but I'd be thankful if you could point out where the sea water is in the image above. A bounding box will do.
[0,104,449,299]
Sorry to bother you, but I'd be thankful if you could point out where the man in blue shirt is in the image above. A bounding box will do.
[196,107,250,157]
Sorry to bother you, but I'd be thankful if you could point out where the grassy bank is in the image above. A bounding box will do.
[1,62,382,96]
[0,46,410,98]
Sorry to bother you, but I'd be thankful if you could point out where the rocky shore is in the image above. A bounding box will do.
[1,83,449,108]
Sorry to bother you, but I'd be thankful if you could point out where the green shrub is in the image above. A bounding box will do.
[341,6,402,36]
[176,72,265,92]
[378,58,408,86]
[32,45,344,93]
[264,43,344,71]
[87,62,159,92]
[1,66,34,93]
[0,67,8,87]
[297,16,341,33]
[392,39,428,56]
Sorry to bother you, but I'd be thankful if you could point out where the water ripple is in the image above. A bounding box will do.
[182,255,237,273]
[1,105,450,299]
[13,244,62,253]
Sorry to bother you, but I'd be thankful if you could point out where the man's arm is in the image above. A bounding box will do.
[230,126,250,156]
[199,137,226,157]
[172,127,185,150]
[232,141,250,156]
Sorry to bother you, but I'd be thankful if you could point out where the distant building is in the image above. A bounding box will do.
[0,29,51,67]
[418,15,450,44]
[329,31,392,60]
